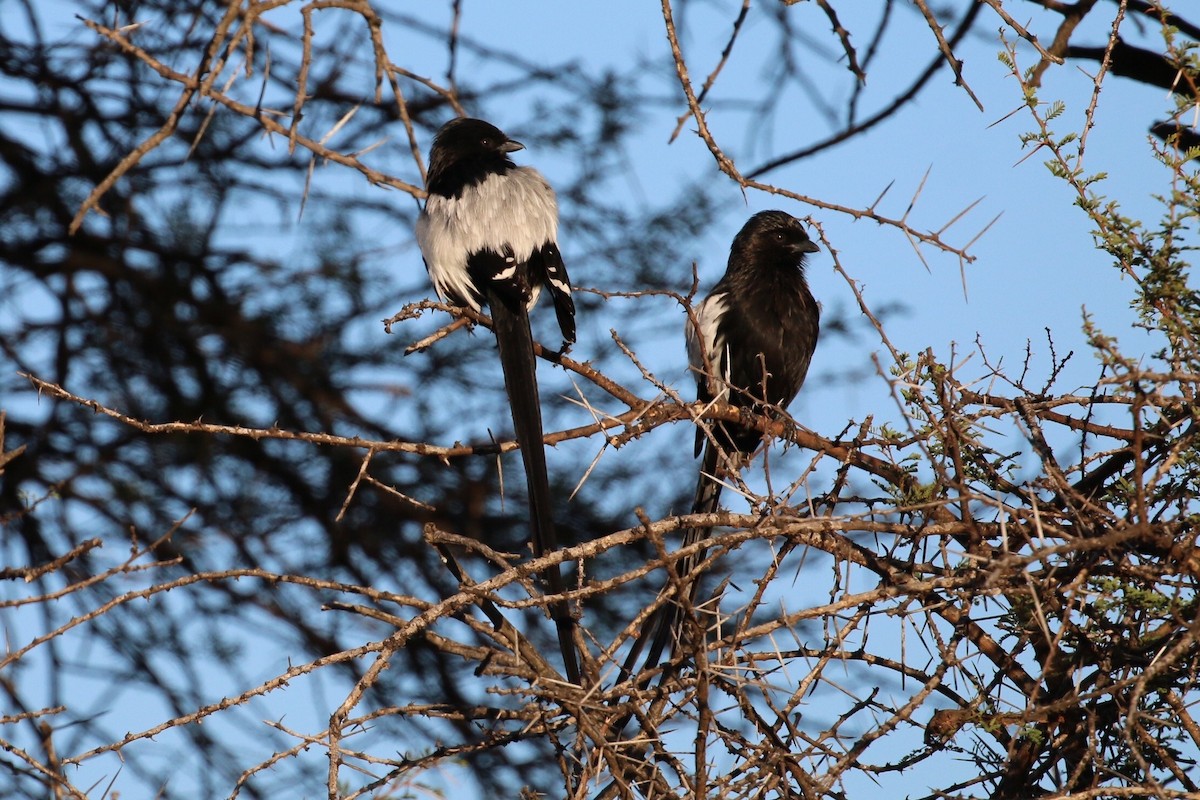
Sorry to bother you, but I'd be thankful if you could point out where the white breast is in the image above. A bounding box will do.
[416,167,559,311]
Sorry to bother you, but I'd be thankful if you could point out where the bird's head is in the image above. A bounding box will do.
[731,210,820,268]
[425,118,527,196]
[429,118,524,163]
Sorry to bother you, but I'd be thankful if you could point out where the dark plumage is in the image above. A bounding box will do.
[688,209,821,452]
[415,118,579,684]
[626,209,821,679]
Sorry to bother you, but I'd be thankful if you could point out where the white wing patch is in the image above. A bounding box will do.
[686,292,730,398]
[417,167,558,312]
[546,269,570,295]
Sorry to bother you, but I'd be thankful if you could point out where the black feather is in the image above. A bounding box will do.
[625,209,820,685]
[416,118,580,684]
[425,118,523,199]
[695,210,820,454]
[486,287,577,683]
[533,241,576,346]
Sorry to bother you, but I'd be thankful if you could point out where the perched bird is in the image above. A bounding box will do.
[626,209,821,678]
[415,117,579,684]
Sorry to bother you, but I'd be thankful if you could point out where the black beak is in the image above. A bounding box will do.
[500,139,525,153]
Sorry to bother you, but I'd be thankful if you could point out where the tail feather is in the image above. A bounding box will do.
[620,441,724,683]
[487,290,581,685]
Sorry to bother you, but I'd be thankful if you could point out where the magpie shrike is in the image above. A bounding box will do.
[415,118,579,684]
[626,210,820,679]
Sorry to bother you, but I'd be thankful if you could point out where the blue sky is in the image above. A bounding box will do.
[396,1,1164,413]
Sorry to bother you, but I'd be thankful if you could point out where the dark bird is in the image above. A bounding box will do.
[625,209,821,679]
[415,117,579,684]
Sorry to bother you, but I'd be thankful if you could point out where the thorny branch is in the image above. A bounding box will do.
[6,2,1199,799]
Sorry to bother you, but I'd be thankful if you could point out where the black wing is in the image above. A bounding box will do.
[531,241,575,346]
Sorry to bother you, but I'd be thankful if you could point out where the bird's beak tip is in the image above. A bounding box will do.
[502,140,525,153]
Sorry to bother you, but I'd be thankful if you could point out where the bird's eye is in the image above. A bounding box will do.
[480,137,492,147]
[773,231,786,242]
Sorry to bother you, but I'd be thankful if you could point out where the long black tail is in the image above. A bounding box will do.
[620,440,724,683]
[487,291,580,685]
